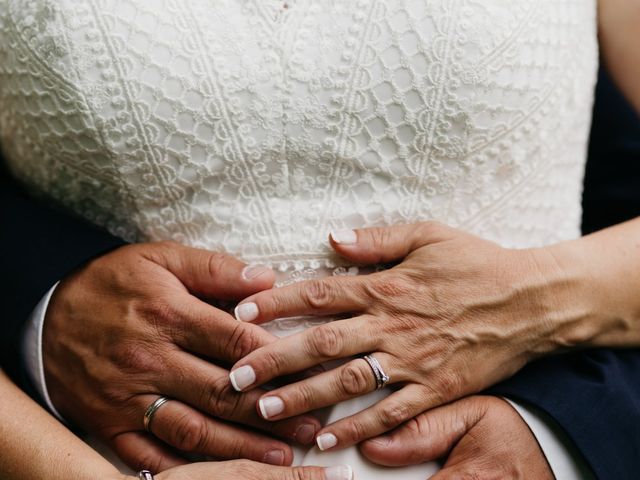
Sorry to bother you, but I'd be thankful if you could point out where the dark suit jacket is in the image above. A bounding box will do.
[1,70,639,478]
[491,71,640,479]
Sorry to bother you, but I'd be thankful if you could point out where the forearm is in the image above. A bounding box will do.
[0,370,126,480]
[544,216,640,349]
[598,0,640,114]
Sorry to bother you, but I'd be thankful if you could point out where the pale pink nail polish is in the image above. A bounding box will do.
[325,465,353,480]
[234,302,259,322]
[242,264,271,281]
[258,396,285,419]
[316,432,338,451]
[229,365,256,391]
[330,229,357,245]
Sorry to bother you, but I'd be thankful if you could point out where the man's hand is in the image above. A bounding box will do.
[43,242,321,472]
[360,396,554,479]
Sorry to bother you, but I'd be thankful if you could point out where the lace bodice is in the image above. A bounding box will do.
[0,0,597,270]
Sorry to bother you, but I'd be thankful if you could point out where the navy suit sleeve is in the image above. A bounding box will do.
[0,158,126,384]
[490,70,640,480]
[490,350,640,480]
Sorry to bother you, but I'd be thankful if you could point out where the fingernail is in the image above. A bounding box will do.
[263,449,285,466]
[294,423,317,445]
[330,229,357,245]
[325,465,353,480]
[229,365,256,391]
[258,396,285,419]
[234,302,259,322]
[242,264,271,281]
[316,432,338,451]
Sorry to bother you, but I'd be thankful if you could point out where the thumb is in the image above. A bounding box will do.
[328,221,453,264]
[359,398,484,467]
[147,242,276,300]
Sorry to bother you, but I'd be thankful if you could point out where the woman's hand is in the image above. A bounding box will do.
[155,460,352,480]
[229,222,585,450]
[360,396,553,479]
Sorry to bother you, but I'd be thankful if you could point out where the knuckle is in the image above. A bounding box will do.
[171,413,208,452]
[369,227,393,251]
[207,375,241,419]
[344,419,368,443]
[227,323,262,360]
[339,363,372,396]
[369,274,410,298]
[263,349,286,375]
[291,382,316,411]
[290,467,317,480]
[112,341,161,374]
[206,251,230,280]
[308,325,343,358]
[302,279,334,310]
[141,299,179,328]
[379,402,411,429]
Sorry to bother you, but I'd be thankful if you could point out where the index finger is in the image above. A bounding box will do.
[171,295,277,362]
[228,317,379,392]
[234,275,372,324]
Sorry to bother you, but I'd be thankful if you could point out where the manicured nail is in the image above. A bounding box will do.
[330,229,357,245]
[316,432,338,451]
[258,396,285,419]
[325,465,353,480]
[229,365,256,391]
[234,302,259,322]
[294,423,317,445]
[242,264,271,281]
[263,449,285,466]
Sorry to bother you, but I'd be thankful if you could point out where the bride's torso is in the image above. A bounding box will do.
[0,1,598,476]
[0,0,598,256]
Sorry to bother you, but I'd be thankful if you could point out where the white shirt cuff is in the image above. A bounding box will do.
[22,282,66,422]
[506,399,595,480]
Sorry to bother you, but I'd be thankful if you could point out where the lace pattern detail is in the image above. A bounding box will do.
[0,0,598,276]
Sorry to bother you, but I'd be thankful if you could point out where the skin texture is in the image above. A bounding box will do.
[230,222,583,449]
[231,217,640,449]
[32,0,640,476]
[360,396,554,480]
[43,242,321,472]
[0,370,338,480]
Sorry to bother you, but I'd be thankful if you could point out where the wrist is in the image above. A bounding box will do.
[535,238,632,351]
[522,243,602,354]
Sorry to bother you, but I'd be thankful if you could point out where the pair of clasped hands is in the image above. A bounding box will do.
[45,222,556,479]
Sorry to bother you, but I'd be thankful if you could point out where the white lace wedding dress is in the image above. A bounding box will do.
[0,0,598,477]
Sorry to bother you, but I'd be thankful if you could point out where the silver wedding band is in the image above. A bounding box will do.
[143,396,170,433]
[363,354,390,389]
[138,470,155,480]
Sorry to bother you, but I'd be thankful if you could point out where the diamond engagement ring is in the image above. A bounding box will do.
[143,396,170,433]
[363,354,390,390]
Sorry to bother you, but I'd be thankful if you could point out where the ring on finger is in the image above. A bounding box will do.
[143,396,171,433]
[362,354,390,389]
